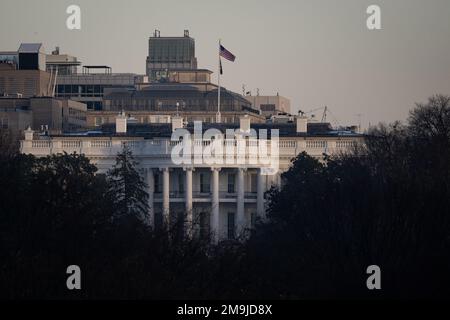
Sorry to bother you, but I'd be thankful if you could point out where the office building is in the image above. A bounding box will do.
[54,65,139,111]
[146,30,198,80]
[91,78,264,127]
[46,46,81,75]
[0,43,53,98]
[0,97,86,137]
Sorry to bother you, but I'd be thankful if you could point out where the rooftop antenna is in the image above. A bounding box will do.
[356,113,363,133]
[321,106,327,122]
[242,84,246,96]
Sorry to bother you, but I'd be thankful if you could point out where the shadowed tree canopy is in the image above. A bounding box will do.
[106,146,149,220]
[234,94,450,299]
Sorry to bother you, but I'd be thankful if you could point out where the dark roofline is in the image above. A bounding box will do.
[149,36,194,40]
[58,122,363,139]
[165,69,213,73]
[83,65,111,69]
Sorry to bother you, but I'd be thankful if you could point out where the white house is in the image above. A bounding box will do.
[20,114,363,243]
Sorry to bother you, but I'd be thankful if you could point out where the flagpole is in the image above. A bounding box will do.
[217,39,221,123]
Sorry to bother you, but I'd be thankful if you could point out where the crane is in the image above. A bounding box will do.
[298,106,328,122]
[298,106,341,127]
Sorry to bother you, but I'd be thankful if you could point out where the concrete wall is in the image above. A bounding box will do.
[0,70,51,97]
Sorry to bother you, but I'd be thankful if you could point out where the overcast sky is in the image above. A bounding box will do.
[1,0,449,128]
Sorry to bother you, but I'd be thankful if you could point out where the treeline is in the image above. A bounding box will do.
[0,95,449,299]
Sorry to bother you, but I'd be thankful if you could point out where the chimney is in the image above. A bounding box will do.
[171,116,184,132]
[296,116,308,133]
[240,115,251,133]
[116,111,127,134]
[24,126,34,141]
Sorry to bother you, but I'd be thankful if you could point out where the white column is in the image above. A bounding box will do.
[257,169,265,219]
[161,168,170,224]
[184,167,193,235]
[146,168,155,227]
[210,168,220,243]
[236,168,246,236]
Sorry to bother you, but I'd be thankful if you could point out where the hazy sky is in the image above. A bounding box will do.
[1,0,449,128]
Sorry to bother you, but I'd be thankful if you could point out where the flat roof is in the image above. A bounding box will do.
[18,43,43,53]
[83,65,111,69]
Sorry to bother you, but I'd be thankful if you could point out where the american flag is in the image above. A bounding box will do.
[219,45,236,62]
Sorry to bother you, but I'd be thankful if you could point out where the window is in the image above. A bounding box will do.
[71,85,79,95]
[1,117,9,129]
[199,212,210,240]
[178,173,184,194]
[227,212,235,240]
[200,173,210,193]
[93,85,102,96]
[87,85,94,96]
[250,173,257,193]
[260,104,276,111]
[251,212,257,229]
[94,117,103,127]
[94,101,103,111]
[154,173,162,193]
[228,173,235,193]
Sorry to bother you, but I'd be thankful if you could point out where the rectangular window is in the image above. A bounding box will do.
[250,173,257,193]
[251,212,257,229]
[200,212,210,240]
[87,85,94,96]
[228,173,235,193]
[94,101,102,111]
[227,212,235,240]
[93,85,101,95]
[260,104,276,111]
[200,173,210,193]
[71,85,79,95]
[178,173,184,194]
[154,173,161,193]
[94,117,102,127]
[1,117,9,129]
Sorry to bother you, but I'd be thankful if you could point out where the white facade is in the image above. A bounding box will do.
[20,117,362,243]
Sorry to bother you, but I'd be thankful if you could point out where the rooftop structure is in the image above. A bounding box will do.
[46,47,81,75]
[146,30,198,81]
[244,93,291,117]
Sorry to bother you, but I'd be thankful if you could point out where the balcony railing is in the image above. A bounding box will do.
[152,191,258,200]
[21,138,360,160]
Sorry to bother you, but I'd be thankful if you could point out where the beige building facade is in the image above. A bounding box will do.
[244,94,291,116]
